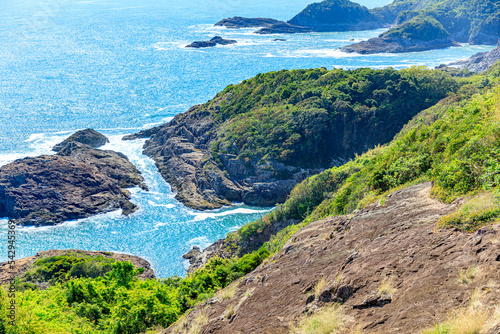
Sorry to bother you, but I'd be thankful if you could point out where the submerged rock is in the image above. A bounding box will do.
[186,36,237,48]
[53,128,109,152]
[0,140,147,226]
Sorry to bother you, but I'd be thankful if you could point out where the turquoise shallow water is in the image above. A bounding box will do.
[0,0,495,277]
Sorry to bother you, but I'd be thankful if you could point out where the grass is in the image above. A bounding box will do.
[313,277,327,297]
[422,304,495,334]
[458,267,478,285]
[290,304,349,334]
[378,277,397,298]
[215,281,238,301]
[438,191,500,232]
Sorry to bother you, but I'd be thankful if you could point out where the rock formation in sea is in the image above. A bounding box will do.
[186,36,237,48]
[0,130,146,226]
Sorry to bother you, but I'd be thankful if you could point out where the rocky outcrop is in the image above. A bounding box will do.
[0,140,146,226]
[341,15,458,54]
[165,183,500,333]
[214,17,281,29]
[186,36,237,48]
[52,128,109,152]
[341,35,457,54]
[0,249,155,286]
[254,22,313,34]
[287,0,384,32]
[125,106,315,211]
[446,39,500,73]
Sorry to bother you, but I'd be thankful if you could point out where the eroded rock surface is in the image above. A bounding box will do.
[166,183,500,333]
[0,141,146,226]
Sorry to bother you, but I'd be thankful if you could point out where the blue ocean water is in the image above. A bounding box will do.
[0,0,495,277]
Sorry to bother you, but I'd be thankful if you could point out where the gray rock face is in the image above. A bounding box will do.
[186,36,237,48]
[126,105,316,211]
[446,39,500,73]
[0,141,146,226]
[52,128,109,152]
[214,17,281,29]
[341,35,457,54]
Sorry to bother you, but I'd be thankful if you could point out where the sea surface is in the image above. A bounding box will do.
[0,0,495,277]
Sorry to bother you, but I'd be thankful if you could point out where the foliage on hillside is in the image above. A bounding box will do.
[0,249,269,333]
[209,67,456,168]
[383,15,450,41]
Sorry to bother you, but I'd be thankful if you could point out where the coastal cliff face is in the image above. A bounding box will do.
[126,67,456,211]
[0,132,146,226]
[166,183,500,333]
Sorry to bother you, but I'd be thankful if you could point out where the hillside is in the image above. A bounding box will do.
[125,67,457,210]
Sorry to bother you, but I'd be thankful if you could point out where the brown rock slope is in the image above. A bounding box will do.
[0,141,147,226]
[166,183,500,333]
[0,249,155,285]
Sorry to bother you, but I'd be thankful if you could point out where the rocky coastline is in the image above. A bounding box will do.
[0,130,146,226]
[445,39,500,73]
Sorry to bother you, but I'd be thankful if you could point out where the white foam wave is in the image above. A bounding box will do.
[190,208,268,222]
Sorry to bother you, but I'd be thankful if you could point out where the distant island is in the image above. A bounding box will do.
[214,0,500,53]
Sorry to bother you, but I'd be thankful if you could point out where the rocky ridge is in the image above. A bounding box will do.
[125,106,312,210]
[0,131,146,226]
[165,183,500,333]
[52,128,109,152]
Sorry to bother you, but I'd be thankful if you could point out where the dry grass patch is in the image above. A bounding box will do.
[168,308,209,334]
[378,277,396,298]
[458,267,478,284]
[290,304,349,334]
[421,305,493,334]
[215,281,238,301]
[314,277,327,297]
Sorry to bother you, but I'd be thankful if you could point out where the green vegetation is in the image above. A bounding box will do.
[210,67,456,168]
[0,249,269,333]
[383,15,450,41]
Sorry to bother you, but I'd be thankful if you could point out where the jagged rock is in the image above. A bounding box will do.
[167,183,500,333]
[0,141,146,226]
[214,17,281,29]
[182,246,201,264]
[186,36,237,48]
[52,128,109,152]
[446,39,500,73]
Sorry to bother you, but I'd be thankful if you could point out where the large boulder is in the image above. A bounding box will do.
[52,128,109,152]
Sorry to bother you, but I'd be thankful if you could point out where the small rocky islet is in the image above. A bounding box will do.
[0,129,146,226]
